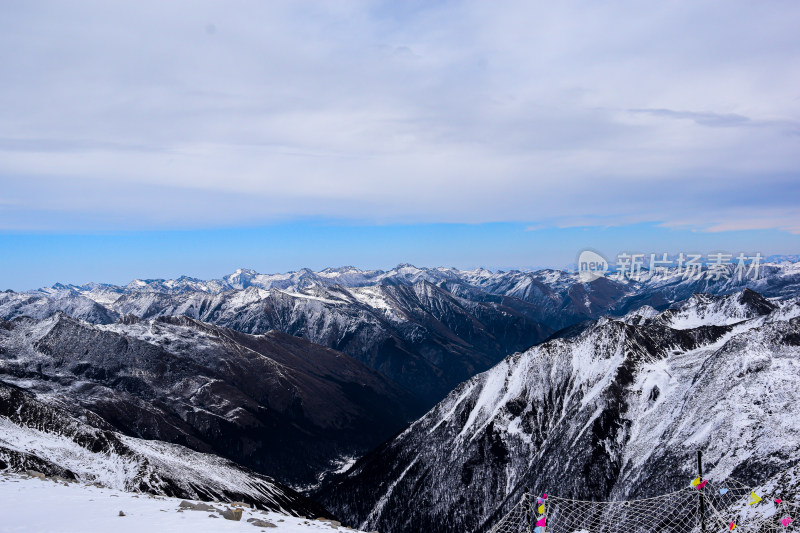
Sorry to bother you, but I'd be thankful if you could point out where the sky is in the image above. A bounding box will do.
[1,1,799,289]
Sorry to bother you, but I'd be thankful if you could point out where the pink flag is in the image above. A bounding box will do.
[696,480,708,490]
[775,498,782,504]
[542,493,547,499]
[782,516,793,527]
[536,516,546,527]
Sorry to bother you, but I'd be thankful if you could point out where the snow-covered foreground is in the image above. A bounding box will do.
[0,473,365,533]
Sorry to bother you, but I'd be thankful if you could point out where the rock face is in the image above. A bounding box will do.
[0,380,329,517]
[0,314,421,486]
[317,291,800,533]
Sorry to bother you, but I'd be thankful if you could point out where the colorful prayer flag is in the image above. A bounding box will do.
[782,516,793,528]
[749,492,762,506]
[538,504,545,514]
[536,516,546,527]
[692,476,702,487]
[696,480,708,490]
[775,498,783,504]
[729,521,736,530]
[720,488,729,495]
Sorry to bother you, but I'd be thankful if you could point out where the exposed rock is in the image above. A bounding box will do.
[250,519,277,527]
[179,501,216,512]
[221,507,243,521]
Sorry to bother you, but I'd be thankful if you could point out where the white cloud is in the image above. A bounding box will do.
[0,0,798,231]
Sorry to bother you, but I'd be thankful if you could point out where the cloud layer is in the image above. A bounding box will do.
[1,1,798,231]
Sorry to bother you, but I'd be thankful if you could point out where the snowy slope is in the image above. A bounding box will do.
[0,290,119,324]
[0,314,419,487]
[0,381,329,517]
[0,473,362,533]
[654,288,778,329]
[318,289,800,533]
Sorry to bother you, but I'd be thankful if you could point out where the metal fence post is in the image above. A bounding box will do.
[698,450,706,533]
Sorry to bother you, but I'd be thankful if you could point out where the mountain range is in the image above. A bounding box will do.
[1,263,800,531]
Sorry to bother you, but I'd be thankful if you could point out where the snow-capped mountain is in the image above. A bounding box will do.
[0,290,121,324]
[9,278,555,406]
[318,290,800,533]
[18,262,800,329]
[0,313,420,487]
[645,288,778,329]
[0,380,329,516]
[6,262,800,406]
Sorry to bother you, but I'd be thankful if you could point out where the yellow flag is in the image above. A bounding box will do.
[748,492,762,505]
[538,504,545,514]
[691,476,702,487]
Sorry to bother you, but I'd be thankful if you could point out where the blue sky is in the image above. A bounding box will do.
[1,1,799,289]
[3,221,799,290]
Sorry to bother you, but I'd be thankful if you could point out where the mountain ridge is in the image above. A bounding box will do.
[317,290,800,532]
[0,379,330,516]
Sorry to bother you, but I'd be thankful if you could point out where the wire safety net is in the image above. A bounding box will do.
[489,479,797,533]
